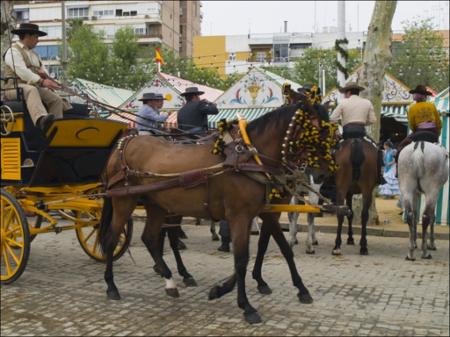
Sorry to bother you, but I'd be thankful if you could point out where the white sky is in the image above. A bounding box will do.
[200,1,450,35]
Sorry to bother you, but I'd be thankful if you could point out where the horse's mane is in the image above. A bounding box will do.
[247,104,299,136]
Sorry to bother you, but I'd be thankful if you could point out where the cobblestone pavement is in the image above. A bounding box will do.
[1,221,449,336]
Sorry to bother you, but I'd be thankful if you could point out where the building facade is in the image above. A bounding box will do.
[193,29,367,76]
[12,0,202,78]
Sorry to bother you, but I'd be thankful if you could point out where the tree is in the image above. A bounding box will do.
[387,18,449,92]
[0,1,16,75]
[67,25,154,90]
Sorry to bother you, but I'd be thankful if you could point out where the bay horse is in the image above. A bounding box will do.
[99,101,336,324]
[398,140,448,260]
[332,137,379,255]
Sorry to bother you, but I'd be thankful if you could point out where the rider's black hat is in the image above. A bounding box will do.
[409,85,432,96]
[180,87,205,97]
[12,23,47,37]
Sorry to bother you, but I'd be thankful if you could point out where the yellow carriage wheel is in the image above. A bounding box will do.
[1,189,30,284]
[75,210,133,262]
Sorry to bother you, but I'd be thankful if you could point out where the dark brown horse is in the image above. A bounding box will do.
[332,138,378,255]
[99,101,335,324]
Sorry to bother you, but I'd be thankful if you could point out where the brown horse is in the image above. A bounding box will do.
[332,138,378,255]
[99,102,335,324]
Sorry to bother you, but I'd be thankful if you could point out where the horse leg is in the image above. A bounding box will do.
[231,215,261,324]
[305,213,316,254]
[210,220,219,241]
[166,227,197,286]
[104,197,137,300]
[421,200,437,259]
[359,192,372,255]
[209,273,237,300]
[251,215,273,295]
[428,215,437,251]
[346,193,355,245]
[332,192,346,255]
[142,204,179,298]
[268,217,313,304]
[288,196,299,247]
[404,196,416,261]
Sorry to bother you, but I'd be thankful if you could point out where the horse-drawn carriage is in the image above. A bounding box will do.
[0,79,133,284]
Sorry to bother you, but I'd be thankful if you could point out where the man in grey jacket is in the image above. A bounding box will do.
[136,93,168,134]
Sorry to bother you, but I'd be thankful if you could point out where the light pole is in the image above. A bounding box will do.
[61,0,67,84]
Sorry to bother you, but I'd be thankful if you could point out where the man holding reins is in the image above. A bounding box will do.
[3,23,71,131]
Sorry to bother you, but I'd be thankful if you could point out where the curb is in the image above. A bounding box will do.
[279,222,450,241]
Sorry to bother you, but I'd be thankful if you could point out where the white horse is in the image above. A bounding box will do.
[398,141,449,260]
[288,176,322,254]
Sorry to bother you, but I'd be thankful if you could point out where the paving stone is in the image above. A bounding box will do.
[1,222,449,336]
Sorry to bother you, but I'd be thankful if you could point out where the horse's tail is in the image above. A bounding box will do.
[350,139,365,181]
[411,141,426,179]
[99,196,113,254]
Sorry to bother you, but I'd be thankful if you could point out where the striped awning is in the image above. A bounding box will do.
[382,105,409,123]
[208,107,274,129]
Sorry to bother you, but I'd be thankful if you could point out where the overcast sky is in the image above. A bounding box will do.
[200,1,450,35]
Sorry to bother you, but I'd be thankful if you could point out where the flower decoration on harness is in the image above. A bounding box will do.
[281,107,339,172]
[211,119,235,155]
[305,85,322,106]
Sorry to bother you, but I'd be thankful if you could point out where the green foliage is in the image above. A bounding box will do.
[160,47,242,91]
[67,25,154,90]
[387,18,449,92]
[264,48,361,93]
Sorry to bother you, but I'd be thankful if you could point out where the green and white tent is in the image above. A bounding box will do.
[208,67,302,128]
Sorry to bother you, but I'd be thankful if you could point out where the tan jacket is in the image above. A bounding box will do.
[330,95,376,126]
[4,41,47,85]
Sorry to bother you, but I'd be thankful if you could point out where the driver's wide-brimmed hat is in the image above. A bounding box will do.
[409,84,433,96]
[338,82,365,93]
[180,86,205,97]
[138,92,166,101]
[12,23,47,37]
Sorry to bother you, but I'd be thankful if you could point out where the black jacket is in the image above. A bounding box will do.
[177,100,219,131]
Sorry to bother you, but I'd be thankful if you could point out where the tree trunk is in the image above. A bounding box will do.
[1,1,16,75]
[353,0,397,226]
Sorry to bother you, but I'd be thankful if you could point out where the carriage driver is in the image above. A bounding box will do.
[136,92,168,135]
[3,23,71,131]
[330,82,385,185]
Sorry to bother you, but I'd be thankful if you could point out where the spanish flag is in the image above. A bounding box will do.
[155,47,165,65]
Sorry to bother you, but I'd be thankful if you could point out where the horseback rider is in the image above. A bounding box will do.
[136,92,168,135]
[3,23,71,131]
[395,84,442,172]
[177,87,219,132]
[330,82,385,184]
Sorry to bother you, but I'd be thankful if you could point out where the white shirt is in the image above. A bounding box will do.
[4,41,48,85]
[330,95,376,126]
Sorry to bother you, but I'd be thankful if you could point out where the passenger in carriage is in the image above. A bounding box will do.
[136,92,168,135]
[3,23,71,131]
[177,87,219,132]
[329,82,385,184]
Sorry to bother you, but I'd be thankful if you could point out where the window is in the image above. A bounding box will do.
[15,9,29,23]
[123,11,130,16]
[130,11,137,16]
[116,9,122,16]
[35,45,60,61]
[134,28,145,35]
[93,9,114,17]
[68,7,89,19]
[273,43,289,62]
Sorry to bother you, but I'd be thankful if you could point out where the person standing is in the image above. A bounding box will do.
[3,23,71,131]
[177,87,219,132]
[379,140,400,199]
[136,93,168,134]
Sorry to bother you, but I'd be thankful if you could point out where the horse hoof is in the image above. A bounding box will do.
[297,292,314,304]
[347,238,355,245]
[257,284,272,295]
[305,249,315,255]
[405,256,416,261]
[165,288,180,298]
[244,311,262,324]
[332,249,341,256]
[183,277,198,287]
[106,289,121,300]
[427,245,437,251]
[312,240,318,246]
[421,254,432,260]
[208,286,220,300]
[360,249,369,256]
[211,234,220,241]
